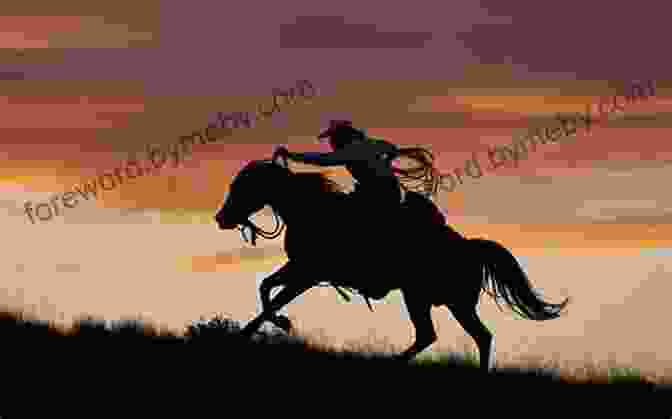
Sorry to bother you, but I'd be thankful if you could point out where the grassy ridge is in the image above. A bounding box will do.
[1,308,670,416]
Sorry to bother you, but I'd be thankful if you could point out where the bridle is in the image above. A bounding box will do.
[235,154,288,247]
[237,211,285,247]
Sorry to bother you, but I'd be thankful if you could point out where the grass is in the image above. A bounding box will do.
[412,350,652,384]
[1,307,670,416]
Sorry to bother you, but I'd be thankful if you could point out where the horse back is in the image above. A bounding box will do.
[402,191,463,238]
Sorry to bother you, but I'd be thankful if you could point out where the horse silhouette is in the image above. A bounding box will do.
[214,153,570,372]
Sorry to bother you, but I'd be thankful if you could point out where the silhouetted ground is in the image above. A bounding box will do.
[1,308,670,417]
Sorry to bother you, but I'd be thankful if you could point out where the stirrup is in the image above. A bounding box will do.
[332,285,373,312]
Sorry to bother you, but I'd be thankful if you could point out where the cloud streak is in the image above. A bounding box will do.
[280,16,433,48]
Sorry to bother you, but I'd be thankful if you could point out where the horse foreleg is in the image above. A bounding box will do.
[257,262,301,333]
[396,290,437,361]
[241,280,312,337]
[259,262,294,312]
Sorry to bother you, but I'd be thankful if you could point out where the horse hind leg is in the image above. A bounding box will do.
[396,290,437,361]
[448,303,495,373]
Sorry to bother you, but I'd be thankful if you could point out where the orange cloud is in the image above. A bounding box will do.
[451,95,595,116]
[179,253,288,273]
[0,15,154,49]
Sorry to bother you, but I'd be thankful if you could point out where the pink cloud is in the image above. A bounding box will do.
[0,16,84,48]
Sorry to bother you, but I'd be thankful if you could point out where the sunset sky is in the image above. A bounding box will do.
[2,1,672,378]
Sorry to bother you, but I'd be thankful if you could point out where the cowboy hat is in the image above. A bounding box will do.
[317,120,365,140]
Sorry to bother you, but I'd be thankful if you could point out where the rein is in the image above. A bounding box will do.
[321,284,375,312]
[237,209,285,247]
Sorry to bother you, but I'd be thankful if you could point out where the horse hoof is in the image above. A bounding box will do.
[272,314,292,333]
[240,325,258,338]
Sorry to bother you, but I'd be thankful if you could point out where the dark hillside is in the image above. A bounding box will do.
[1,308,669,417]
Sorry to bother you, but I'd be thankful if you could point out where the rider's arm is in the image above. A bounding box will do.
[383,143,400,161]
[286,146,362,167]
[367,137,400,160]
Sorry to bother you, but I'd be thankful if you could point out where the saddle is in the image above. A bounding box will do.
[335,189,456,263]
[328,191,459,302]
[299,182,459,302]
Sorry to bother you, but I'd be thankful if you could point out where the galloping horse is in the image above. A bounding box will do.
[214,154,570,372]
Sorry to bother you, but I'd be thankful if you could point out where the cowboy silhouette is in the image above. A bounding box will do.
[274,120,403,211]
[273,120,444,296]
[216,138,571,366]
[274,119,441,204]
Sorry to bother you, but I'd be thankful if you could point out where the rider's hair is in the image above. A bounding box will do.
[393,147,441,198]
[328,128,440,198]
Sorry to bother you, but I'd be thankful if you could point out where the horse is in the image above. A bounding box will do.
[214,154,570,372]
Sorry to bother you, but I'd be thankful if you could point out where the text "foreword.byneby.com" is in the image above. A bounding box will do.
[24,80,317,225]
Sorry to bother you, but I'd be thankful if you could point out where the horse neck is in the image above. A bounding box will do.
[265,174,323,229]
[264,174,297,228]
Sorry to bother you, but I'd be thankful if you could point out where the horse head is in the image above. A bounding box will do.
[215,157,289,237]
[215,151,344,246]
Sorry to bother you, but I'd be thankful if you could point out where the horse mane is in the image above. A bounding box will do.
[245,159,344,196]
[292,172,344,195]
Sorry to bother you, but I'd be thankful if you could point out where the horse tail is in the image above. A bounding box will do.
[469,238,570,320]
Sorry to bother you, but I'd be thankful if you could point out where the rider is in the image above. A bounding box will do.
[275,120,403,214]
[274,120,442,204]
[273,120,443,297]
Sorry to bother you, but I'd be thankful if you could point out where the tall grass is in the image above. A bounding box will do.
[293,323,668,386]
[1,305,669,417]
